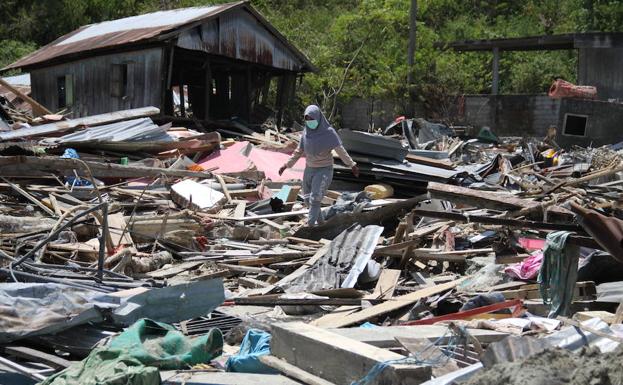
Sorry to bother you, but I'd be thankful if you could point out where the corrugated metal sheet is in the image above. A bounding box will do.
[41,117,171,144]
[279,225,384,293]
[5,1,313,72]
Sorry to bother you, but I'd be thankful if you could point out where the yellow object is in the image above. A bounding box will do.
[364,184,394,199]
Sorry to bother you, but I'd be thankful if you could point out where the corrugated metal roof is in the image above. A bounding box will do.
[59,6,225,46]
[5,1,313,72]
[2,73,30,86]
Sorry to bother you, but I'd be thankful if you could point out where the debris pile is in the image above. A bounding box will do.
[2,102,623,385]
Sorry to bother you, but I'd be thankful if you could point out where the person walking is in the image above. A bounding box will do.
[279,105,359,226]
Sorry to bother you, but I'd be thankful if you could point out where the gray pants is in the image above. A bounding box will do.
[303,166,333,226]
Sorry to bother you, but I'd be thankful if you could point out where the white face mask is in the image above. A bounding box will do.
[306,119,319,129]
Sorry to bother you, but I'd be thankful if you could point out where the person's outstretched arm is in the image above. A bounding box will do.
[335,146,359,177]
[279,144,303,175]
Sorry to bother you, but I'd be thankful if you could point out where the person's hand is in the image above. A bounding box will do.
[278,165,287,176]
[351,165,360,177]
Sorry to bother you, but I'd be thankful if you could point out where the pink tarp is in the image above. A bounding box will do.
[199,141,305,182]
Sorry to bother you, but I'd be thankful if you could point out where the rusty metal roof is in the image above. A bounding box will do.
[4,1,314,72]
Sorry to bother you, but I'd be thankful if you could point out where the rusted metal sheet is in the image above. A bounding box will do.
[5,2,313,73]
[571,202,623,263]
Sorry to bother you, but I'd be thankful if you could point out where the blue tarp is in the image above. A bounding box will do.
[225,329,277,374]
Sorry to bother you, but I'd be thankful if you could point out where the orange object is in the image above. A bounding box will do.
[549,79,597,99]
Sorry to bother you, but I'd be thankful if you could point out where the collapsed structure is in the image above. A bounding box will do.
[3,1,314,126]
[0,5,623,385]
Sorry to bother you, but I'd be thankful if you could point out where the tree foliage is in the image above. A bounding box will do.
[1,0,621,113]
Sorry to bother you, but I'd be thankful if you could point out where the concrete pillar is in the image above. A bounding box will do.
[492,47,500,95]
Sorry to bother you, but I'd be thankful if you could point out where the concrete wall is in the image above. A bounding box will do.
[339,98,401,130]
[556,98,623,148]
[578,48,623,100]
[462,94,560,137]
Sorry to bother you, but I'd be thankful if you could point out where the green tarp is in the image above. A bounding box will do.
[40,319,223,385]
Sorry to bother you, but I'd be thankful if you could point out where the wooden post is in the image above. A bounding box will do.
[204,61,211,120]
[492,47,500,95]
[179,71,186,117]
[275,75,286,130]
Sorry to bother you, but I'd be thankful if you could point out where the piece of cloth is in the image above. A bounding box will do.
[225,329,277,374]
[41,318,223,385]
[60,148,92,187]
[460,292,506,312]
[303,165,333,226]
[504,252,544,280]
[300,104,341,156]
[324,191,371,220]
[285,144,355,168]
[538,231,579,318]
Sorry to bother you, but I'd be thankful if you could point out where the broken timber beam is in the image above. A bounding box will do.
[259,355,336,385]
[413,209,583,232]
[0,156,212,179]
[427,182,572,221]
[270,322,431,385]
[325,277,465,328]
[0,78,52,117]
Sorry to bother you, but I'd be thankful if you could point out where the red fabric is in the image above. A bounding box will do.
[198,141,305,182]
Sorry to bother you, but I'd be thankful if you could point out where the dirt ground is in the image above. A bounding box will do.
[465,345,623,385]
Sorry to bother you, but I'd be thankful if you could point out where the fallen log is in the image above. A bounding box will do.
[0,156,212,179]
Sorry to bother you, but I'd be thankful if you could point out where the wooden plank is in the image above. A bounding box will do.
[162,371,303,385]
[233,201,246,225]
[212,209,309,221]
[219,263,278,275]
[245,211,288,231]
[313,269,401,327]
[4,346,72,370]
[0,78,52,116]
[271,322,430,385]
[259,355,337,385]
[107,212,134,249]
[0,156,212,179]
[326,277,465,328]
[146,261,204,279]
[48,193,62,216]
[2,177,56,216]
[215,174,232,203]
[427,182,571,219]
[405,153,455,170]
[239,276,271,289]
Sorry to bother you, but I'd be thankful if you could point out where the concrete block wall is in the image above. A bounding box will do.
[462,94,560,137]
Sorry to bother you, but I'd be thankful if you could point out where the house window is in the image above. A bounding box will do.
[111,63,128,98]
[57,74,74,108]
[563,113,588,137]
